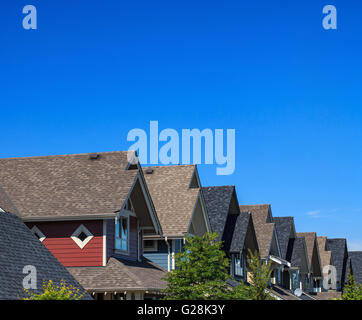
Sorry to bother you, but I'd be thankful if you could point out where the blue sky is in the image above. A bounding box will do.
[1,1,362,248]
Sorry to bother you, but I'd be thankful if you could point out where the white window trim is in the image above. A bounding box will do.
[31,225,46,242]
[115,215,130,254]
[143,239,158,252]
[71,224,94,249]
[232,253,243,277]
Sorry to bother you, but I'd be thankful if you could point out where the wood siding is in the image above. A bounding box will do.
[26,220,103,267]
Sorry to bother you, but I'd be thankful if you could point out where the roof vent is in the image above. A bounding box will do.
[89,154,100,160]
[145,168,154,174]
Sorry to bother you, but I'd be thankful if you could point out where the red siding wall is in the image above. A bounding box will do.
[27,220,103,267]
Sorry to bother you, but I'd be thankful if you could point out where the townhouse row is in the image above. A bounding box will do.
[0,151,361,300]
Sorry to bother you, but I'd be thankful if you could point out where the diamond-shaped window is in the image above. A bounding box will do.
[71,224,93,249]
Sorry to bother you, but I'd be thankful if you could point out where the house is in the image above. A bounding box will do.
[0,209,90,300]
[142,165,211,271]
[326,238,349,291]
[348,251,362,285]
[202,186,258,282]
[296,232,323,293]
[0,151,166,300]
[238,205,290,287]
[274,217,311,293]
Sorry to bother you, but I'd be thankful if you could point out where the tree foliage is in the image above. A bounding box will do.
[162,232,274,300]
[23,280,86,300]
[341,274,362,300]
[245,249,274,300]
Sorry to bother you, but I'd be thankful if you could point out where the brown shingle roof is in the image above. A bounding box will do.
[240,204,274,259]
[239,204,271,224]
[0,151,137,219]
[296,232,317,267]
[317,236,332,276]
[142,165,200,237]
[68,257,167,292]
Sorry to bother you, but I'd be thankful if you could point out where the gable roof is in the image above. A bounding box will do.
[0,152,140,220]
[327,238,348,287]
[142,165,203,237]
[286,237,309,272]
[348,251,362,285]
[229,212,253,252]
[0,210,89,300]
[239,204,277,259]
[274,217,295,260]
[317,236,332,276]
[202,186,238,241]
[239,204,271,224]
[296,232,316,265]
[68,257,167,292]
[296,232,322,276]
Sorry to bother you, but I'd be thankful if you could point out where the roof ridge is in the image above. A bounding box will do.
[143,164,196,169]
[0,151,126,161]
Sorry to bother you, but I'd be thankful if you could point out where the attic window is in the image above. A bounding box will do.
[71,224,94,249]
[189,172,200,188]
[31,226,46,242]
[77,231,88,242]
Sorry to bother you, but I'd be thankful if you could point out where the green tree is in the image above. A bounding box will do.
[23,279,86,300]
[245,249,274,300]
[162,232,249,300]
[341,274,362,300]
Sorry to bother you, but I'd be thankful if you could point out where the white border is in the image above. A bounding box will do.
[71,224,94,249]
[31,225,46,242]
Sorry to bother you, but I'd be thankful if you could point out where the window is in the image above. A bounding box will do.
[143,240,158,252]
[116,216,129,252]
[233,254,243,277]
[31,226,46,242]
[71,224,93,249]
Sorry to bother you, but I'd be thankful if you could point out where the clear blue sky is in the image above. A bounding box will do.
[1,1,362,248]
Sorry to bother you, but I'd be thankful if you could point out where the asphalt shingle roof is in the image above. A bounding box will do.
[0,211,89,300]
[327,238,348,287]
[274,217,294,260]
[317,236,332,277]
[0,152,138,219]
[142,165,200,237]
[229,212,252,252]
[68,257,167,292]
[287,237,308,270]
[348,251,362,285]
[202,186,236,241]
[240,204,275,259]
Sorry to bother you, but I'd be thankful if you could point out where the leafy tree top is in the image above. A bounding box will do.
[23,279,86,300]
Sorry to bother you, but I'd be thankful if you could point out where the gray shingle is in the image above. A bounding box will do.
[202,186,237,241]
[274,217,294,260]
[327,238,348,288]
[229,212,251,252]
[348,251,362,285]
[0,211,90,300]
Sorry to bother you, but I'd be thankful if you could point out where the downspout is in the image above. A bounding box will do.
[165,237,170,272]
